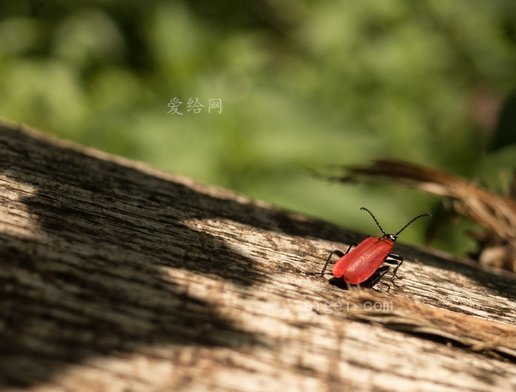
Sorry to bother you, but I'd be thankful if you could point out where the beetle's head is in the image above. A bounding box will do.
[386,233,397,242]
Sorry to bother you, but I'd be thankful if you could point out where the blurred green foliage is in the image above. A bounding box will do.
[1,0,515,254]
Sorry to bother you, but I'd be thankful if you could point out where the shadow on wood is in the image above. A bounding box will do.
[1,127,273,387]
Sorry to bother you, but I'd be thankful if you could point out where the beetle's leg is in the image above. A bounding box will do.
[385,253,402,263]
[362,265,390,289]
[385,253,404,281]
[320,243,354,277]
[320,249,344,277]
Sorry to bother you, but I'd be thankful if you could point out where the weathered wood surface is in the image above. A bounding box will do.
[0,121,515,391]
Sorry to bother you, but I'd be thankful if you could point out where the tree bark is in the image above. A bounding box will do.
[0,121,515,391]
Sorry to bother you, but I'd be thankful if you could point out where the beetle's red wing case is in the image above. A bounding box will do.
[332,237,394,284]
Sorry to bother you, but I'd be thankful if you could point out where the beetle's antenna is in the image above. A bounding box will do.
[395,213,432,236]
[360,207,387,236]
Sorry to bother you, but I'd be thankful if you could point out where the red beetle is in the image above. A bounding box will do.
[320,207,431,287]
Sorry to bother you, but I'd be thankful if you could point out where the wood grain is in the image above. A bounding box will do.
[0,122,515,391]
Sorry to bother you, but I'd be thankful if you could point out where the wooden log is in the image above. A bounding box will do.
[0,121,515,391]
